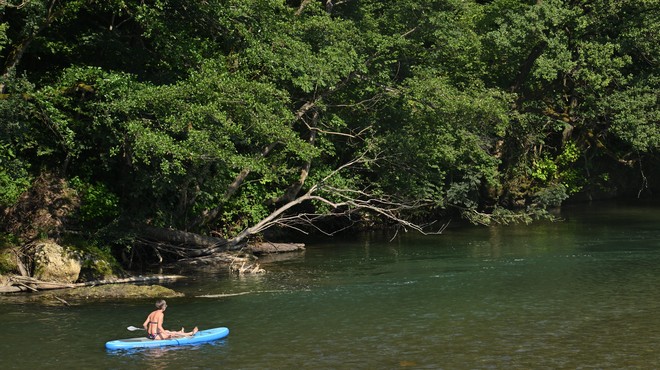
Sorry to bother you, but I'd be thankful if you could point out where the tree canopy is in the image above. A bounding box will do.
[1,0,658,257]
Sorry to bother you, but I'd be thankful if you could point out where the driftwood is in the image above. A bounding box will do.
[5,279,71,306]
[133,225,307,266]
[247,242,305,254]
[229,261,265,275]
[176,253,249,267]
[0,274,185,294]
[138,225,228,251]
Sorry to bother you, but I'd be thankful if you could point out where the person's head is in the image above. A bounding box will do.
[155,299,167,310]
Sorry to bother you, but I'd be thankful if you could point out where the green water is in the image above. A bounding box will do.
[3,201,660,369]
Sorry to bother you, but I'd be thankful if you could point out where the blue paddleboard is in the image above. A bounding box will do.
[105,327,229,350]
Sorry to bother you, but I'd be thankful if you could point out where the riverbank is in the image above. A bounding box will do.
[0,240,305,302]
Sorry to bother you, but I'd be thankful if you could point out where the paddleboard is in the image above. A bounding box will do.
[105,327,229,350]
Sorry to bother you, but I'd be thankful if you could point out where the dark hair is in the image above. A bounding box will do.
[155,299,167,309]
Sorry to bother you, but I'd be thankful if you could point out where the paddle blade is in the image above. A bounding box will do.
[127,326,144,331]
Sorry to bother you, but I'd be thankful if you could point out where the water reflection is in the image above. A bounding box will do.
[106,338,229,368]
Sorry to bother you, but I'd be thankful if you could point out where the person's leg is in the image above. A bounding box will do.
[157,330,172,339]
[170,327,198,337]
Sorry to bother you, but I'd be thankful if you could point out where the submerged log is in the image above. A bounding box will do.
[247,242,305,254]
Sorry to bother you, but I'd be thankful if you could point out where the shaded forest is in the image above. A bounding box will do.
[0,0,658,268]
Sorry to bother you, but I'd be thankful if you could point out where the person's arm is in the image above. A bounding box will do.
[142,315,150,330]
[157,312,167,334]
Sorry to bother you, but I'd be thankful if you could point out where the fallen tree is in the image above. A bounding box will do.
[134,153,447,263]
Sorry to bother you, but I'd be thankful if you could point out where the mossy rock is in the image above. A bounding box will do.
[0,249,18,274]
[49,284,184,300]
[32,241,82,283]
[63,239,125,281]
[79,256,120,281]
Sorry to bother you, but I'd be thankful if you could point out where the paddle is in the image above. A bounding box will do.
[127,326,145,331]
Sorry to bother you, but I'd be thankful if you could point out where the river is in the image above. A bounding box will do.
[2,201,660,369]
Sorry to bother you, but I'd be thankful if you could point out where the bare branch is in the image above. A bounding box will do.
[274,213,357,236]
[223,153,446,248]
[295,0,312,16]
[301,114,371,139]
[319,151,373,184]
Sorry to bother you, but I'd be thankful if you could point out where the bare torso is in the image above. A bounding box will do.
[144,309,165,338]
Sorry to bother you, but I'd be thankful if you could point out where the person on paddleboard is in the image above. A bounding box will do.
[143,299,198,340]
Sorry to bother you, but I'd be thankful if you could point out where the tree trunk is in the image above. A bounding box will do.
[138,225,228,249]
[511,41,547,96]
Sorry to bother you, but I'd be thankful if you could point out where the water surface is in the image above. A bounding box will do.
[2,201,660,369]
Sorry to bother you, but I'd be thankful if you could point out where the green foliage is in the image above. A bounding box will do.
[606,80,660,152]
[0,22,7,54]
[0,144,31,208]
[373,72,511,212]
[69,177,120,225]
[63,236,122,279]
[475,0,657,208]
[219,182,277,237]
[557,141,580,167]
[0,0,657,243]
[0,74,35,209]
[531,155,558,182]
[533,183,568,208]
[528,140,583,197]
[556,141,584,195]
[0,249,17,274]
[0,233,20,273]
